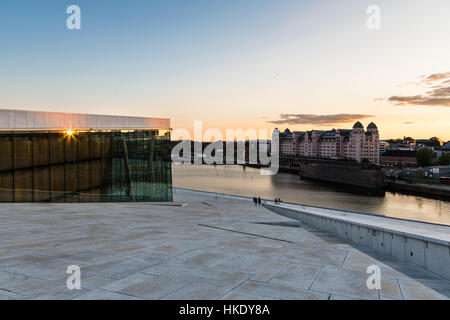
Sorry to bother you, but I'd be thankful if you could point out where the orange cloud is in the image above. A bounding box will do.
[268,114,375,126]
[383,72,450,108]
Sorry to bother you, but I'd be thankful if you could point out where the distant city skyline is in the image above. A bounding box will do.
[272,123,449,142]
[1,0,449,139]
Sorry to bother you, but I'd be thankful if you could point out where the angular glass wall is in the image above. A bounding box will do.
[0,130,172,203]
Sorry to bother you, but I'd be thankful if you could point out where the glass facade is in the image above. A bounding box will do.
[0,130,172,203]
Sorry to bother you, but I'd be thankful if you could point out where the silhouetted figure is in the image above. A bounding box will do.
[257,197,261,206]
[253,197,257,206]
[275,198,278,204]
[278,198,281,203]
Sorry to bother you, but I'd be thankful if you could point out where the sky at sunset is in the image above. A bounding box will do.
[1,0,449,140]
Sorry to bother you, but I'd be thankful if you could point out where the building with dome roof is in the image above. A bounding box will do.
[275,122,380,165]
[353,121,364,129]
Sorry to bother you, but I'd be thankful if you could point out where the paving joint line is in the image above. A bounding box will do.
[218,275,253,300]
[307,265,325,291]
[397,279,405,300]
[198,224,295,244]
[265,261,292,283]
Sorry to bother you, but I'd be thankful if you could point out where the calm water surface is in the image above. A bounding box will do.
[173,165,450,226]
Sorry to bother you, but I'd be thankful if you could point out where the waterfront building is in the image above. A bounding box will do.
[402,166,450,181]
[0,109,172,203]
[379,140,389,156]
[385,137,416,151]
[380,150,417,167]
[402,137,417,149]
[278,129,296,156]
[434,142,450,160]
[416,138,442,148]
[275,122,380,165]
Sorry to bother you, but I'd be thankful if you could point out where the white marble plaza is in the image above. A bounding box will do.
[0,189,449,300]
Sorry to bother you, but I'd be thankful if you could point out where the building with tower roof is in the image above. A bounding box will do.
[274,122,380,165]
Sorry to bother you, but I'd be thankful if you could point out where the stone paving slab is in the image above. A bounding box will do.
[310,265,380,300]
[0,188,449,300]
[268,262,323,290]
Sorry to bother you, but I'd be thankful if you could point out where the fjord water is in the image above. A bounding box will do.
[172,164,450,226]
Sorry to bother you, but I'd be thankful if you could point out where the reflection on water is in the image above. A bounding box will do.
[173,164,450,226]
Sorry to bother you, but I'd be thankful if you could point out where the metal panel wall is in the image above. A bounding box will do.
[0,109,170,131]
